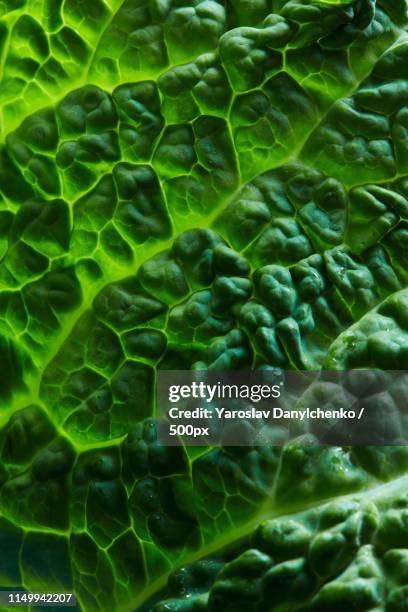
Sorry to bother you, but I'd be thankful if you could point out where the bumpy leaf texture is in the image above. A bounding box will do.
[0,0,407,610]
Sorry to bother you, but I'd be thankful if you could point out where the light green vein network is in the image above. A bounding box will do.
[0,1,407,611]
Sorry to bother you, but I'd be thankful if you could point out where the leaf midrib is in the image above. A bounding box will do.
[128,472,408,611]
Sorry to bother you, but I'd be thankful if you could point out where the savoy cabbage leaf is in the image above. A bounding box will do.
[0,0,407,611]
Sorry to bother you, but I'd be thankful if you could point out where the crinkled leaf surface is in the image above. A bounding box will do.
[0,1,407,611]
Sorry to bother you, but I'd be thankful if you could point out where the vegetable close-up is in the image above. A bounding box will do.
[0,0,407,610]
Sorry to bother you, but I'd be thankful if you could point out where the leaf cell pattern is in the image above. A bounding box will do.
[0,1,407,611]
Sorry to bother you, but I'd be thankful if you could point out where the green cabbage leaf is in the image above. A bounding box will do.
[0,1,407,610]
